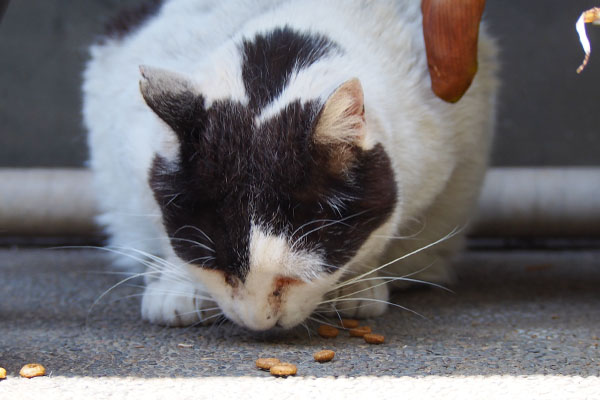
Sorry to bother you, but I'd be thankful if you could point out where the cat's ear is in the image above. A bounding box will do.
[314,78,366,148]
[139,65,205,135]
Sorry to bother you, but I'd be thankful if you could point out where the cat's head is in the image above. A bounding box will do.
[139,64,397,330]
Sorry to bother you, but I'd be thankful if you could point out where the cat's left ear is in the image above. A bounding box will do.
[139,65,205,135]
[314,78,367,148]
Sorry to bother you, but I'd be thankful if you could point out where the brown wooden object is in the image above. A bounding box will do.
[422,0,486,103]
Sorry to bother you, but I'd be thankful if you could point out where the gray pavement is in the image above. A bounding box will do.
[1,247,599,398]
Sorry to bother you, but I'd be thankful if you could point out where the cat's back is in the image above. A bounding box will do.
[84,0,276,109]
[84,0,424,89]
[83,0,427,164]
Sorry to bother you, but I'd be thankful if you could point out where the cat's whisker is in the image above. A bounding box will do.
[306,315,345,330]
[181,312,225,332]
[113,248,189,283]
[171,307,223,318]
[50,245,162,273]
[300,322,313,340]
[97,291,147,304]
[327,273,451,304]
[173,225,214,245]
[86,272,158,322]
[118,284,216,301]
[372,234,420,241]
[84,270,160,277]
[331,226,462,290]
[314,301,395,314]
[115,247,208,288]
[332,259,439,292]
[102,245,189,280]
[328,279,391,301]
[317,261,360,275]
[332,259,436,292]
[180,256,216,267]
[168,237,215,253]
[214,315,230,330]
[290,217,353,239]
[372,217,428,241]
[65,250,188,321]
[111,212,163,218]
[83,245,185,284]
[100,271,163,284]
[202,312,225,326]
[164,191,183,208]
[313,305,345,326]
[290,209,371,250]
[311,311,333,322]
[333,275,454,294]
[318,297,428,320]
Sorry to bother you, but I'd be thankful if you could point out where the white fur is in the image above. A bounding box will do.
[84,0,498,329]
[185,224,341,330]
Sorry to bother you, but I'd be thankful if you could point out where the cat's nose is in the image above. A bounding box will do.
[272,276,302,296]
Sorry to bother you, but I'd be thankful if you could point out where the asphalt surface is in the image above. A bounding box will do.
[1,247,599,398]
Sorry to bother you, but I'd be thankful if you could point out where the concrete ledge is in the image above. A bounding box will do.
[0,168,98,236]
[1,167,599,237]
[472,167,600,237]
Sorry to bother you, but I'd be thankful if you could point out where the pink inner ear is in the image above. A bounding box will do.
[340,78,365,119]
[328,78,364,119]
[315,78,367,147]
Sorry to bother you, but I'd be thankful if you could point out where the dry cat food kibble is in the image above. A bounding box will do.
[363,333,385,344]
[349,326,372,337]
[313,350,335,363]
[340,319,360,329]
[270,362,297,377]
[256,358,281,370]
[0,367,6,379]
[318,324,339,338]
[19,364,46,378]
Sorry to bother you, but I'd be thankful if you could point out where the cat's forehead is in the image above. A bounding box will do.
[197,26,342,113]
[182,98,320,199]
[239,26,340,112]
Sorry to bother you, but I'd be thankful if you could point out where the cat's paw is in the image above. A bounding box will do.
[141,279,220,327]
[326,277,389,319]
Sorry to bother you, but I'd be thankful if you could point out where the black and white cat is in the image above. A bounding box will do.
[83,0,498,330]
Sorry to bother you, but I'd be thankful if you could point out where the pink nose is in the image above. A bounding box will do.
[272,276,302,297]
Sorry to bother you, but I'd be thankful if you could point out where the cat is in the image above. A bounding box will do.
[83,0,498,331]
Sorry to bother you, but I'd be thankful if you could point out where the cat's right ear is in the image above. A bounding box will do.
[139,65,206,136]
[312,79,368,172]
[313,78,367,148]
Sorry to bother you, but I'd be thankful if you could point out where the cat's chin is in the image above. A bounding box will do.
[272,313,310,330]
[216,297,317,331]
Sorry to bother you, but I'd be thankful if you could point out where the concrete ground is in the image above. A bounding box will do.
[1,247,599,399]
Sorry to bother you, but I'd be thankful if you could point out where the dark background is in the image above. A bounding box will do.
[0,0,599,167]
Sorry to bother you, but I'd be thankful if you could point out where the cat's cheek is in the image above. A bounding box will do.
[275,295,322,329]
[275,272,345,329]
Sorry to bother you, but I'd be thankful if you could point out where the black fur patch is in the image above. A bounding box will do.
[104,0,163,40]
[241,26,340,111]
[148,27,396,282]
[150,102,396,281]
